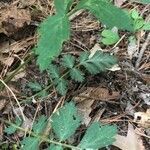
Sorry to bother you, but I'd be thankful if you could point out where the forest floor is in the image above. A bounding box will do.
[0,0,150,149]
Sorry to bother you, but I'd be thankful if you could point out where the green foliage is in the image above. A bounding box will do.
[78,122,117,149]
[130,9,145,31]
[35,14,70,70]
[48,51,117,95]
[101,29,120,45]
[51,102,81,141]
[28,82,42,92]
[35,0,135,71]
[129,9,150,31]
[21,115,48,149]
[54,0,73,14]
[76,0,133,31]
[4,102,117,150]
[32,115,47,134]
[21,137,40,150]
[5,117,22,135]
[70,68,85,82]
[80,51,117,73]
[143,22,150,30]
[55,78,68,95]
[48,144,63,150]
[62,54,75,69]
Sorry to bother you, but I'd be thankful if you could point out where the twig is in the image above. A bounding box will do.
[0,79,26,121]
[135,33,150,69]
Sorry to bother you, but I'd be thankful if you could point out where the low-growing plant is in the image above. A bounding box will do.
[35,0,134,71]
[4,102,117,150]
[101,29,120,45]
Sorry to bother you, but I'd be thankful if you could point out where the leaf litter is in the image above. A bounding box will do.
[0,0,150,149]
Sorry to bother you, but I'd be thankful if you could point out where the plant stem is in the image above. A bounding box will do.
[0,53,34,91]
[0,118,81,150]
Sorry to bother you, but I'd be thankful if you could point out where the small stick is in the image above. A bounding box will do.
[135,33,150,69]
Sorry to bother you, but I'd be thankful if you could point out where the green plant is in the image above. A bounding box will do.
[101,29,120,45]
[47,51,117,95]
[4,102,117,150]
[35,0,134,71]
[130,9,150,31]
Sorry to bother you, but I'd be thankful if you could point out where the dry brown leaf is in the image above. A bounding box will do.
[74,87,120,102]
[0,99,7,111]
[0,6,31,35]
[113,123,145,150]
[134,109,150,128]
[3,56,15,66]
[76,100,94,126]
[114,0,127,7]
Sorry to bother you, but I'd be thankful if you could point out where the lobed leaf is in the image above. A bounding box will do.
[76,0,134,31]
[51,102,81,141]
[62,54,75,68]
[36,14,70,71]
[5,117,22,135]
[21,137,40,150]
[101,29,120,45]
[70,68,85,82]
[54,0,74,14]
[47,144,63,150]
[80,51,117,74]
[48,64,60,79]
[55,78,68,95]
[27,82,42,92]
[78,122,117,149]
[32,115,47,134]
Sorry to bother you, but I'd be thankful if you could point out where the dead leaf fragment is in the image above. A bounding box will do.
[0,6,31,35]
[74,87,120,102]
[76,100,94,126]
[134,109,150,128]
[114,0,127,7]
[113,123,145,150]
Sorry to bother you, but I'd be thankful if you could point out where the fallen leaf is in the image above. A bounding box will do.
[114,0,127,7]
[3,56,14,66]
[0,99,7,111]
[76,100,94,126]
[0,6,31,35]
[134,109,150,128]
[113,123,145,150]
[127,36,138,59]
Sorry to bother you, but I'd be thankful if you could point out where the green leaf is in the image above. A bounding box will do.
[80,51,117,74]
[130,0,150,4]
[62,54,75,68]
[54,0,73,14]
[79,51,90,63]
[78,122,117,149]
[76,0,133,31]
[70,68,85,82]
[36,14,70,71]
[101,29,120,45]
[21,137,40,150]
[133,18,145,30]
[47,64,60,79]
[56,78,68,95]
[5,117,22,135]
[33,115,47,134]
[131,9,139,20]
[28,82,42,92]
[142,22,150,30]
[51,102,81,141]
[47,144,63,150]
